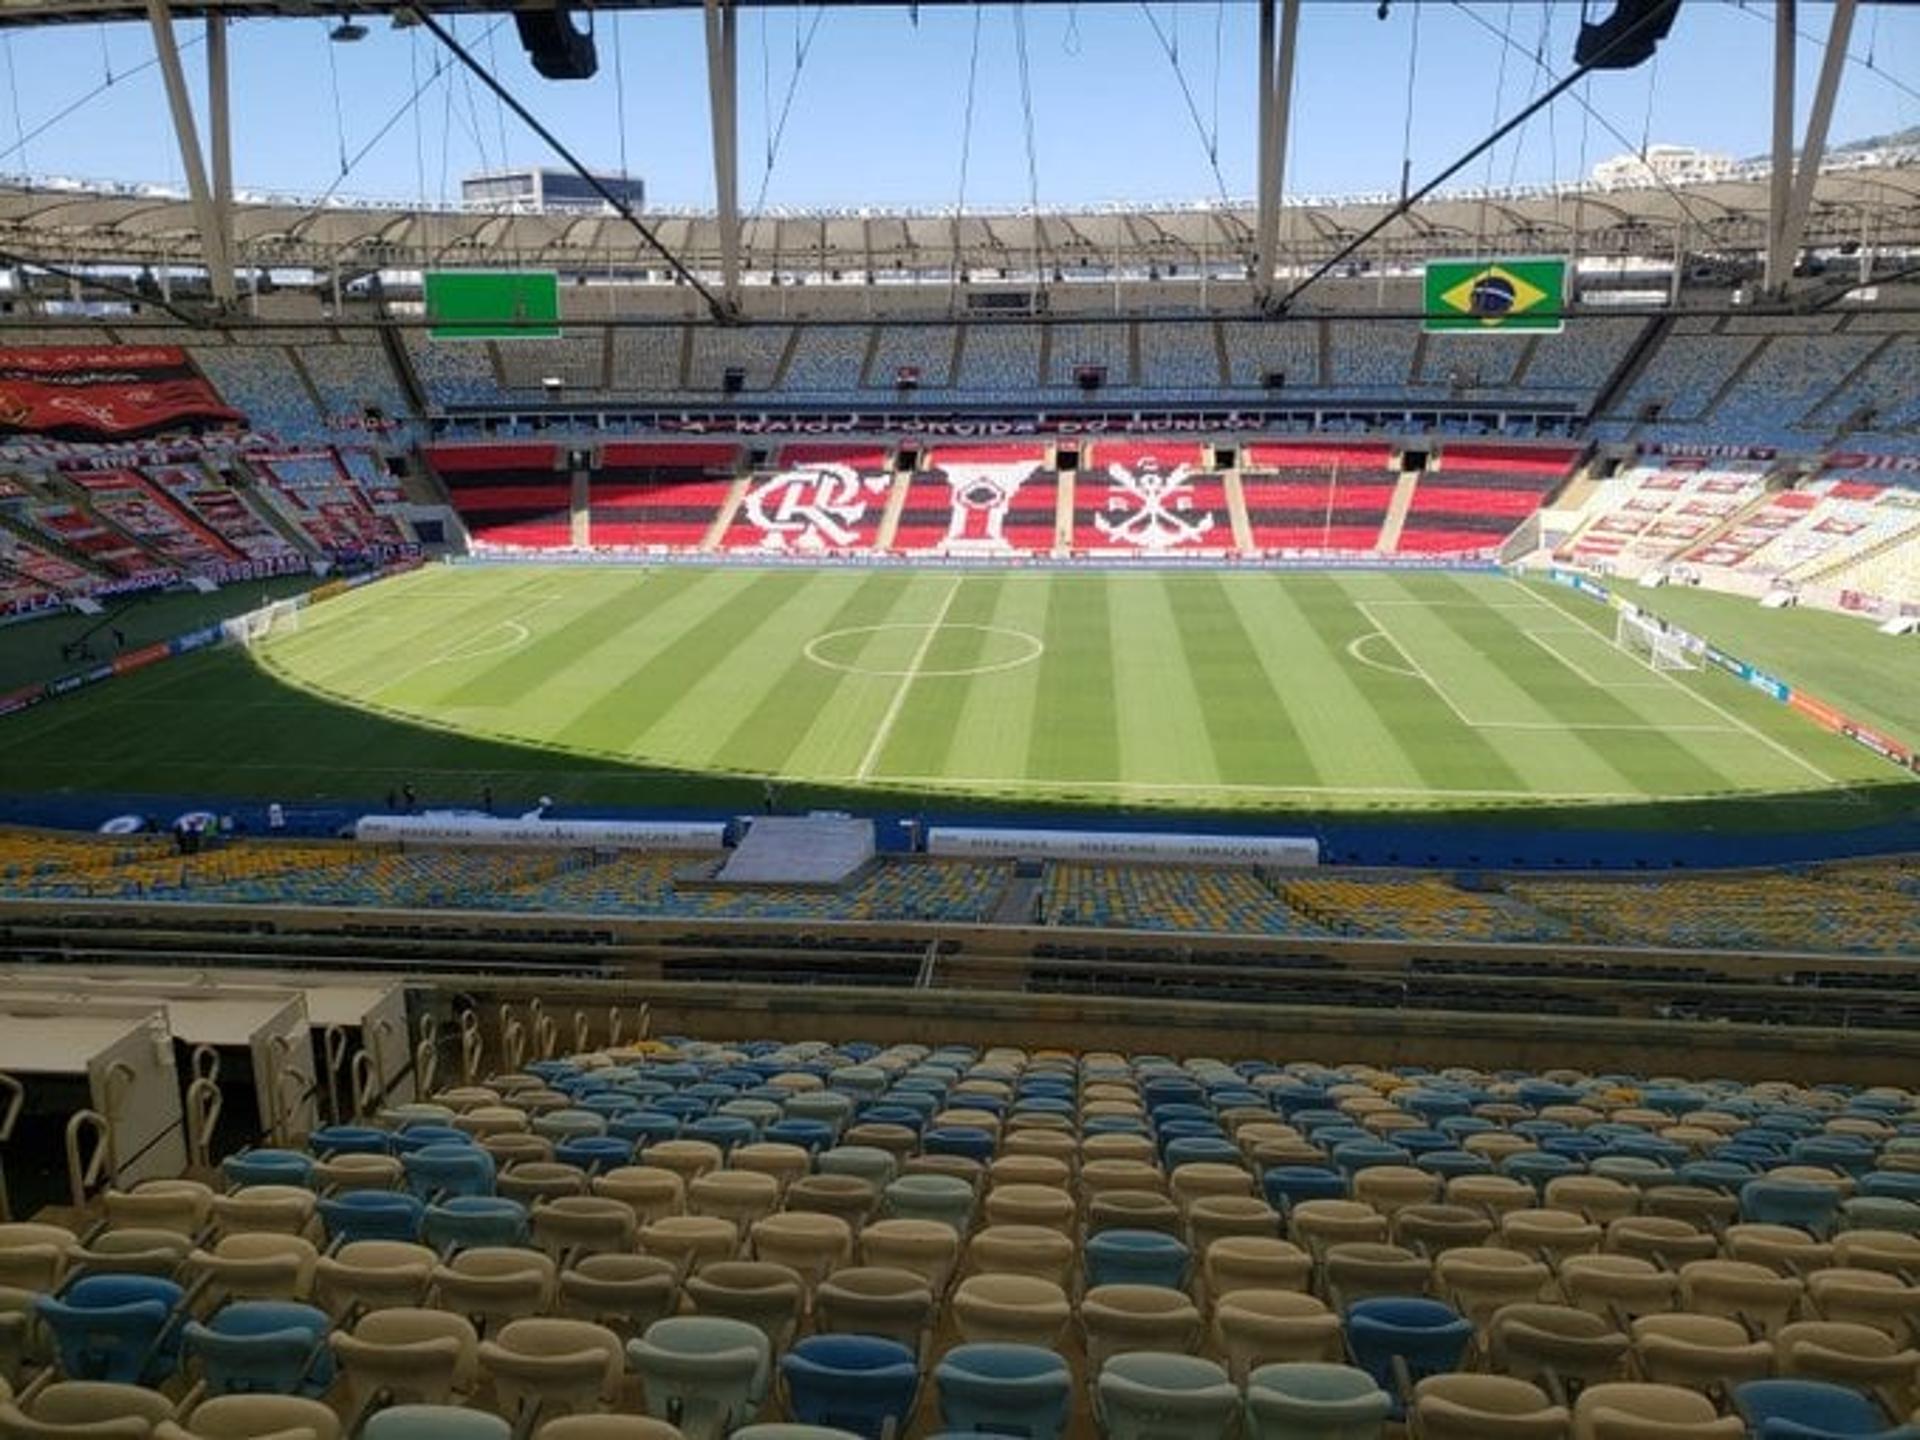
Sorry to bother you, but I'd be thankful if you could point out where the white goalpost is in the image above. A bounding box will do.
[228,598,303,648]
[1615,608,1697,672]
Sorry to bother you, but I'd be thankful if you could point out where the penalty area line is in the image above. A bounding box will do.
[1509,578,1850,794]
[1523,628,1671,691]
[1353,601,1486,729]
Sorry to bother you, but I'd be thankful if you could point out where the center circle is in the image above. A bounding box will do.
[805,622,1045,678]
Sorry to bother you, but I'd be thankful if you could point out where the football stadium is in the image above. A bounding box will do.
[1,0,1920,1435]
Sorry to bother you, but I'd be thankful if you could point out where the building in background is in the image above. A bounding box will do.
[461,169,646,215]
[1592,145,1735,189]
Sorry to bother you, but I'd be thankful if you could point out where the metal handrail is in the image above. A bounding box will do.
[0,1070,22,1222]
[414,1015,440,1099]
[64,1109,111,1210]
[277,1062,314,1147]
[367,1017,399,1116]
[350,1050,378,1120]
[265,1035,308,1146]
[527,999,555,1062]
[458,1011,482,1085]
[184,1075,222,1177]
[323,1025,351,1125]
[497,1003,522,1074]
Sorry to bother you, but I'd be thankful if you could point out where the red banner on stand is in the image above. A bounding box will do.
[0,347,242,439]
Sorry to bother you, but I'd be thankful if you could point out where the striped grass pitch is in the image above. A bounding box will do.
[0,561,1893,820]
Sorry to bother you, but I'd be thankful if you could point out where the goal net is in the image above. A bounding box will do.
[1615,609,1697,671]
[227,598,302,648]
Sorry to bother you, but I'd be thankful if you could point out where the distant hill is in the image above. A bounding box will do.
[1834,125,1920,154]
[1738,126,1919,167]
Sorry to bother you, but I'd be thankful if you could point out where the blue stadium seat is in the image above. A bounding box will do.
[35,1275,185,1384]
[1085,1230,1192,1291]
[183,1301,334,1395]
[1244,1362,1392,1440]
[1733,1378,1920,1439]
[317,1191,425,1245]
[223,1150,315,1189]
[311,1126,393,1157]
[627,1316,772,1439]
[362,1404,512,1440]
[779,1334,920,1440]
[1343,1298,1474,1418]
[935,1343,1072,1440]
[424,1196,530,1250]
[401,1144,496,1201]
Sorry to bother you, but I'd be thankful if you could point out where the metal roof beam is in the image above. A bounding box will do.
[1765,0,1795,293]
[703,0,741,307]
[206,13,233,301]
[1775,0,1855,298]
[145,0,232,304]
[1253,0,1297,305]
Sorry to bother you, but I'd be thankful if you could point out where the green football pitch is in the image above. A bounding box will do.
[0,562,1909,827]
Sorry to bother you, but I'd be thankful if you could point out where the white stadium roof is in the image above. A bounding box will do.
[3,161,1919,275]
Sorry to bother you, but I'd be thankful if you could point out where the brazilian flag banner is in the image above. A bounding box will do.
[1423,257,1567,333]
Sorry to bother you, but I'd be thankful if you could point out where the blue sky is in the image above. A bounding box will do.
[0,1,1914,209]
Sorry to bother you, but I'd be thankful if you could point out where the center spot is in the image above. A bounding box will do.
[805,622,1045,679]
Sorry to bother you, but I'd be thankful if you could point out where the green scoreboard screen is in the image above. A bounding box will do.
[424,271,562,341]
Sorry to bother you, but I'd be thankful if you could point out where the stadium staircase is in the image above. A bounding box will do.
[378,324,430,419]
[570,467,590,548]
[395,456,456,511]
[1405,329,1431,387]
[946,326,969,391]
[1054,464,1076,553]
[283,350,336,425]
[1803,330,1898,438]
[769,329,802,390]
[1557,470,1774,574]
[701,473,754,552]
[1800,511,1920,588]
[1589,314,1673,430]
[51,485,171,574]
[990,872,1042,926]
[1375,468,1424,553]
[1545,464,1604,515]
[855,325,883,388]
[0,507,110,583]
[671,326,694,387]
[235,467,328,559]
[1504,333,1543,388]
[873,466,913,552]
[1697,334,1774,430]
[1221,467,1256,552]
